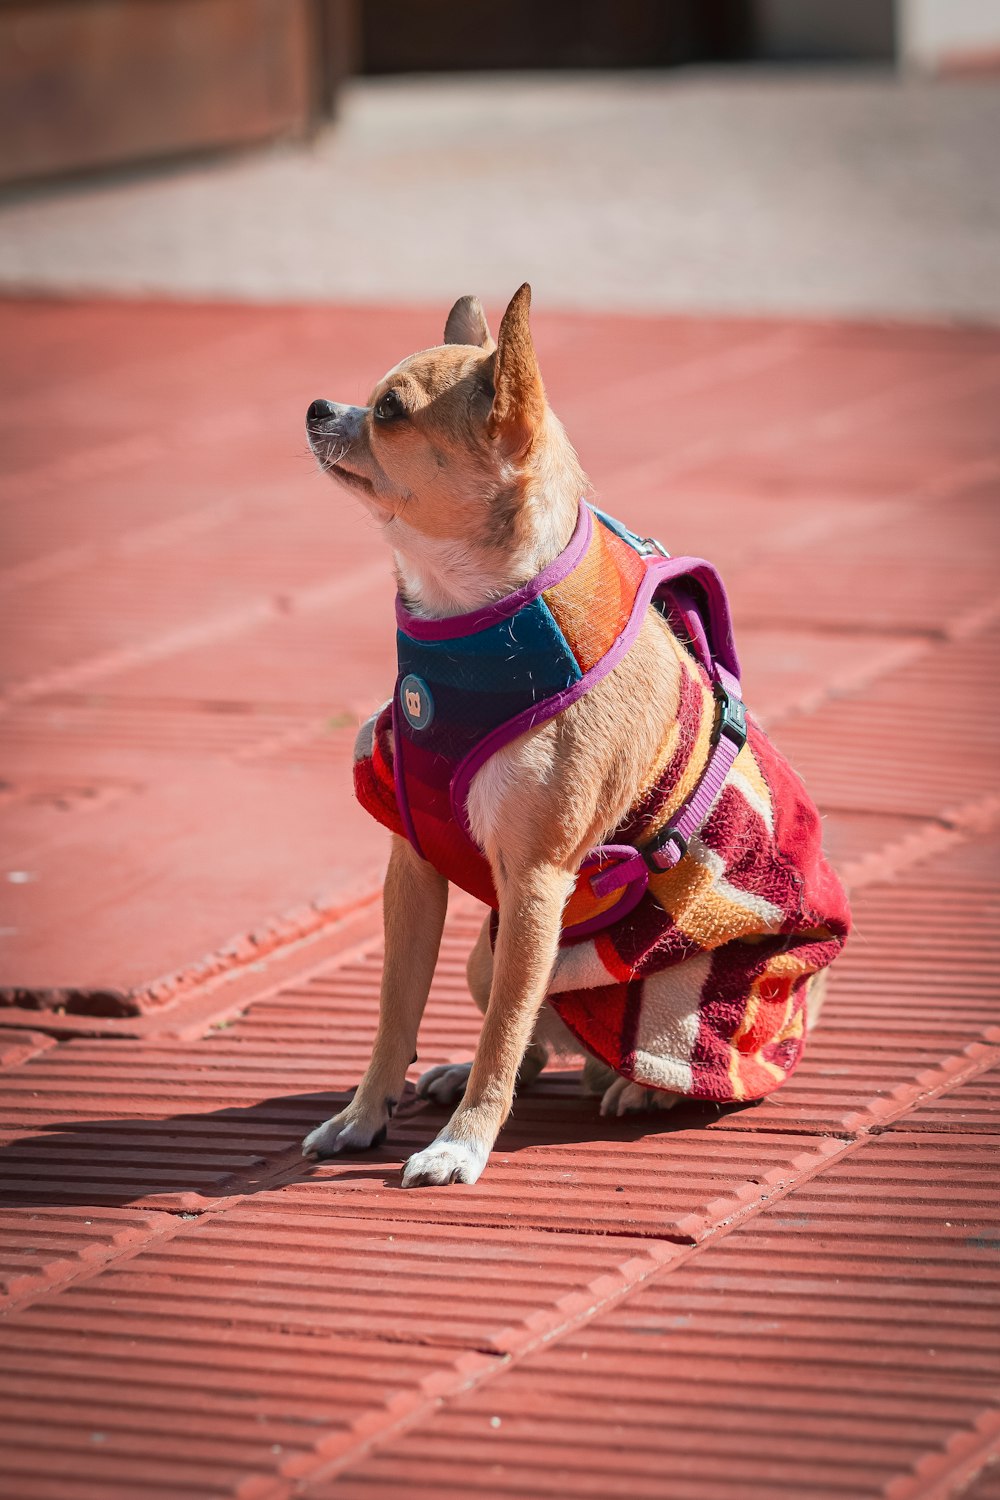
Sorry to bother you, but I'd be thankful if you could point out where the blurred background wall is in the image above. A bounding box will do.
[3,0,999,188]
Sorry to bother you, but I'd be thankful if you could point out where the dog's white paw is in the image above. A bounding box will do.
[415,1061,472,1105]
[401,1135,487,1188]
[302,1103,389,1158]
[599,1077,681,1118]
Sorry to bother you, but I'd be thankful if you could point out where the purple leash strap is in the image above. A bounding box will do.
[589,681,748,899]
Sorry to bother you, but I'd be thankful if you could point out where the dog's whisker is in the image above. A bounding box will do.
[315,439,352,475]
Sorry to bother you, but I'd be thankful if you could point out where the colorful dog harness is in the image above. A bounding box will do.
[355,504,851,1103]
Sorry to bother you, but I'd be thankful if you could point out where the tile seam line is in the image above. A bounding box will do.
[0,308,882,567]
[0,881,454,1036]
[723,450,1000,598]
[0,557,390,712]
[617,362,1000,499]
[126,883,388,1020]
[2,360,995,707]
[0,1048,996,1496]
[270,1141,860,1496]
[3,781,996,1032]
[839,796,1000,892]
[0,495,245,597]
[0,437,993,719]
[886,1404,1000,1500]
[0,1208,207,1319]
[0,314,291,426]
[7,1036,996,1324]
[273,1044,1000,1495]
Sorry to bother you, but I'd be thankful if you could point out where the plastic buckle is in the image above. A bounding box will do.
[643,827,687,873]
[712,683,747,750]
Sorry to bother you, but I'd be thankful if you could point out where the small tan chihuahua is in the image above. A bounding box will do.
[302,286,848,1186]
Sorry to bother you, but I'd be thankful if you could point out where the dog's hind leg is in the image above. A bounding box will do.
[582,1054,682,1115]
[581,1054,618,1096]
[416,915,547,1105]
[598,1077,682,1117]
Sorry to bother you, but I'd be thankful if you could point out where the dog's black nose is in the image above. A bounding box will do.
[307,398,336,422]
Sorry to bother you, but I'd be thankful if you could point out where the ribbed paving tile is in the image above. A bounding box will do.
[0,1040,333,1211]
[0,752,388,999]
[289,1123,845,1243]
[683,356,1000,494]
[4,298,997,1010]
[886,1066,1000,1136]
[728,483,999,636]
[576,333,999,494]
[0,505,381,695]
[0,888,845,1245]
[0,1319,456,1500]
[229,903,490,1082]
[184,907,847,1236]
[0,1206,175,1310]
[0,1029,56,1068]
[240,844,1000,1148]
[24,1210,672,1355]
[321,1132,1000,1500]
[958,1458,1000,1500]
[0,1210,673,1500]
[771,624,1000,820]
[2,299,999,1500]
[708,855,1000,1134]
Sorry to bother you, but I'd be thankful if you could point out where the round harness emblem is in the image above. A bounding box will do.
[399,674,434,731]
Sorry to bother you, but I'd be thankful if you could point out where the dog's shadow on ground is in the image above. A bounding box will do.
[0,1073,749,1211]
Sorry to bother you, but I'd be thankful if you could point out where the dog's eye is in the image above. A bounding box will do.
[373,389,406,424]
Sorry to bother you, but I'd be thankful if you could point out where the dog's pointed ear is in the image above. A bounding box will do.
[444,295,494,350]
[486,283,544,453]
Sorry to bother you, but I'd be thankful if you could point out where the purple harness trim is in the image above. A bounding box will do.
[396,505,593,641]
[392,504,749,917]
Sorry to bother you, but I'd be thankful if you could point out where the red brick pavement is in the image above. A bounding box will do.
[0,297,998,1498]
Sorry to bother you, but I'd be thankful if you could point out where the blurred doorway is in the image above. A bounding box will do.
[356,1,755,73]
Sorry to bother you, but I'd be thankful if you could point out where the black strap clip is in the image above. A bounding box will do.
[642,827,688,872]
[712,683,747,750]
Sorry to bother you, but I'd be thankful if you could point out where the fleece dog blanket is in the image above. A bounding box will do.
[354,505,850,1103]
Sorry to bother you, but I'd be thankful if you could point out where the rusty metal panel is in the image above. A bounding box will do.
[0,0,318,185]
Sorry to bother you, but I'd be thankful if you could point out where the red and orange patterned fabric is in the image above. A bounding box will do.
[354,508,850,1104]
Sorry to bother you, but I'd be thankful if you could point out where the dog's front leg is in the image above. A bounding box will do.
[302,834,448,1158]
[402,862,571,1187]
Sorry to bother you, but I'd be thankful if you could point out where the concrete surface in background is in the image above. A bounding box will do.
[0,68,998,321]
